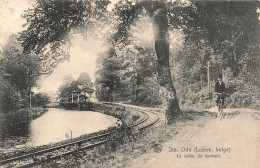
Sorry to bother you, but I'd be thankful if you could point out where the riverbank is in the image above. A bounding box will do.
[0,103,141,161]
[29,107,48,119]
[30,108,216,167]
[93,102,141,126]
[57,102,141,126]
[0,104,220,167]
[0,107,48,149]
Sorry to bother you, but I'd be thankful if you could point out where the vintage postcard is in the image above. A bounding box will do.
[0,0,259,167]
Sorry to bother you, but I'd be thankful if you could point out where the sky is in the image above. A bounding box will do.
[0,0,107,94]
[38,35,105,93]
[0,0,33,50]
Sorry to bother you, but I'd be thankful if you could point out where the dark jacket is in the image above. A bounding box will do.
[215,81,225,93]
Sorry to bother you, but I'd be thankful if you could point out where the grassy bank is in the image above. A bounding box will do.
[29,107,48,119]
[57,102,141,126]
[93,103,141,126]
[178,87,260,112]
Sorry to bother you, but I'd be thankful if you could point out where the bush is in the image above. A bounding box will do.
[179,87,216,110]
[96,87,110,102]
[31,93,50,108]
[0,109,30,140]
[28,107,48,118]
[227,90,259,109]
[0,82,24,113]
[134,88,162,107]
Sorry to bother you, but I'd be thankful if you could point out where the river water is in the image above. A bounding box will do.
[0,108,119,147]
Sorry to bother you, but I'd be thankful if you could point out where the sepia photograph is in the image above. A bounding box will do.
[0,0,259,167]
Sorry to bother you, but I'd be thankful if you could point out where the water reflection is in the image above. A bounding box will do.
[0,108,118,147]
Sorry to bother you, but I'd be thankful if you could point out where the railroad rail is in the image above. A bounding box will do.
[0,103,160,168]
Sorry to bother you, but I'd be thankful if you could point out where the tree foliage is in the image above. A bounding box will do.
[31,93,50,108]
[19,0,111,74]
[58,73,94,103]
[96,56,122,102]
[170,1,260,110]
[0,35,42,112]
[17,0,260,120]
[177,1,260,78]
[2,35,42,92]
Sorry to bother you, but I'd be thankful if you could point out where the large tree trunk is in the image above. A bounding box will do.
[152,7,180,123]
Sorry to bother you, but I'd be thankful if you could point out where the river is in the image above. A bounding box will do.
[0,108,119,147]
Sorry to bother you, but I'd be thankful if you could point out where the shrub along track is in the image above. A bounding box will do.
[0,103,160,168]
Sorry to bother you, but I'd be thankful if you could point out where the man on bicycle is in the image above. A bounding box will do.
[215,74,225,107]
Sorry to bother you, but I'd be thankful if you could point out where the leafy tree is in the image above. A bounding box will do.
[2,35,42,91]
[178,1,260,78]
[59,82,78,103]
[112,1,187,121]
[19,0,182,122]
[121,44,157,102]
[19,0,260,121]
[96,57,122,102]
[19,0,110,75]
[77,73,95,101]
[58,73,94,103]
[0,80,22,113]
[77,72,94,94]
[31,93,50,108]
[167,1,260,110]
[1,35,42,109]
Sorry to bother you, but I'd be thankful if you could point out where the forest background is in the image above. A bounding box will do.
[0,0,259,121]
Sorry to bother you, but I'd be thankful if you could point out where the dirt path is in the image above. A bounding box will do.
[129,109,260,168]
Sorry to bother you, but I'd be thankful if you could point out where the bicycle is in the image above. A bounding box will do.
[216,93,225,118]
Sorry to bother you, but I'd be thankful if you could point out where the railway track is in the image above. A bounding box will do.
[0,103,160,168]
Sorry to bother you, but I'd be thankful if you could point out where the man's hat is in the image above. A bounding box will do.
[218,74,222,79]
